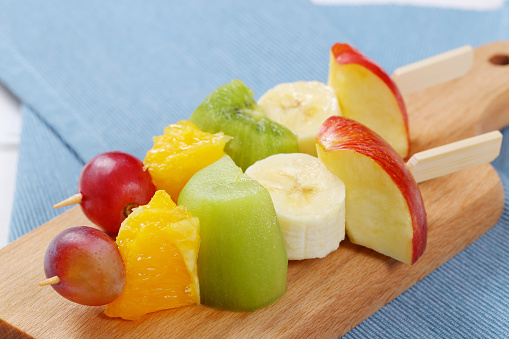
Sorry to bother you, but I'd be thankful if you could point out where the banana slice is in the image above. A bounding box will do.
[258,81,341,156]
[245,153,345,260]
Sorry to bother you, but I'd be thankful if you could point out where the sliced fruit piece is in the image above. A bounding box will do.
[258,81,341,156]
[104,190,200,320]
[316,116,426,264]
[245,153,345,260]
[144,120,230,202]
[328,43,410,159]
[178,156,287,311]
[190,79,299,171]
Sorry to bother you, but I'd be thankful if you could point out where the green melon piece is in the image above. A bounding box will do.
[190,79,299,171]
[178,155,287,311]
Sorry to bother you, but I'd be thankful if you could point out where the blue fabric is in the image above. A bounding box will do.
[1,0,509,336]
[8,105,83,240]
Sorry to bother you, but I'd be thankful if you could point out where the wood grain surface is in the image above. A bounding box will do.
[1,41,509,339]
[407,41,509,153]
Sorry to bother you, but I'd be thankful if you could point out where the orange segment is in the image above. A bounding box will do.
[144,120,230,202]
[104,190,200,320]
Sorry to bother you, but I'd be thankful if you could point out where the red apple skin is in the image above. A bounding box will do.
[330,43,410,158]
[316,116,426,264]
[78,152,156,233]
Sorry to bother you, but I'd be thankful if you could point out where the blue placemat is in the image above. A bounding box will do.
[1,1,509,336]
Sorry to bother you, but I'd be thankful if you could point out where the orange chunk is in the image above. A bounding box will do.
[144,120,230,202]
[104,190,200,320]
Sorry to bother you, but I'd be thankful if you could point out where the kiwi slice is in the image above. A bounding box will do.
[190,79,299,171]
[178,155,288,311]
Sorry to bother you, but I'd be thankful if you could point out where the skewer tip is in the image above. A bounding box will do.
[39,276,60,286]
[53,193,83,209]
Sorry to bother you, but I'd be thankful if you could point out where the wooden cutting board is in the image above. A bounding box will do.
[1,42,509,339]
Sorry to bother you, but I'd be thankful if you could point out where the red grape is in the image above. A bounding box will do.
[78,151,155,233]
[43,226,125,306]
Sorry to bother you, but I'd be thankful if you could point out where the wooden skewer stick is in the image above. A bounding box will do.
[392,45,474,95]
[39,276,60,286]
[407,131,503,184]
[53,193,83,209]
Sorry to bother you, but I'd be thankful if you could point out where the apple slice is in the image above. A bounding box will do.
[328,43,410,159]
[316,116,426,264]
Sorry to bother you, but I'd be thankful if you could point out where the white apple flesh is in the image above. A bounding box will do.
[316,116,426,264]
[328,43,410,159]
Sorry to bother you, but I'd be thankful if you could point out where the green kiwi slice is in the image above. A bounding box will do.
[190,79,299,171]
